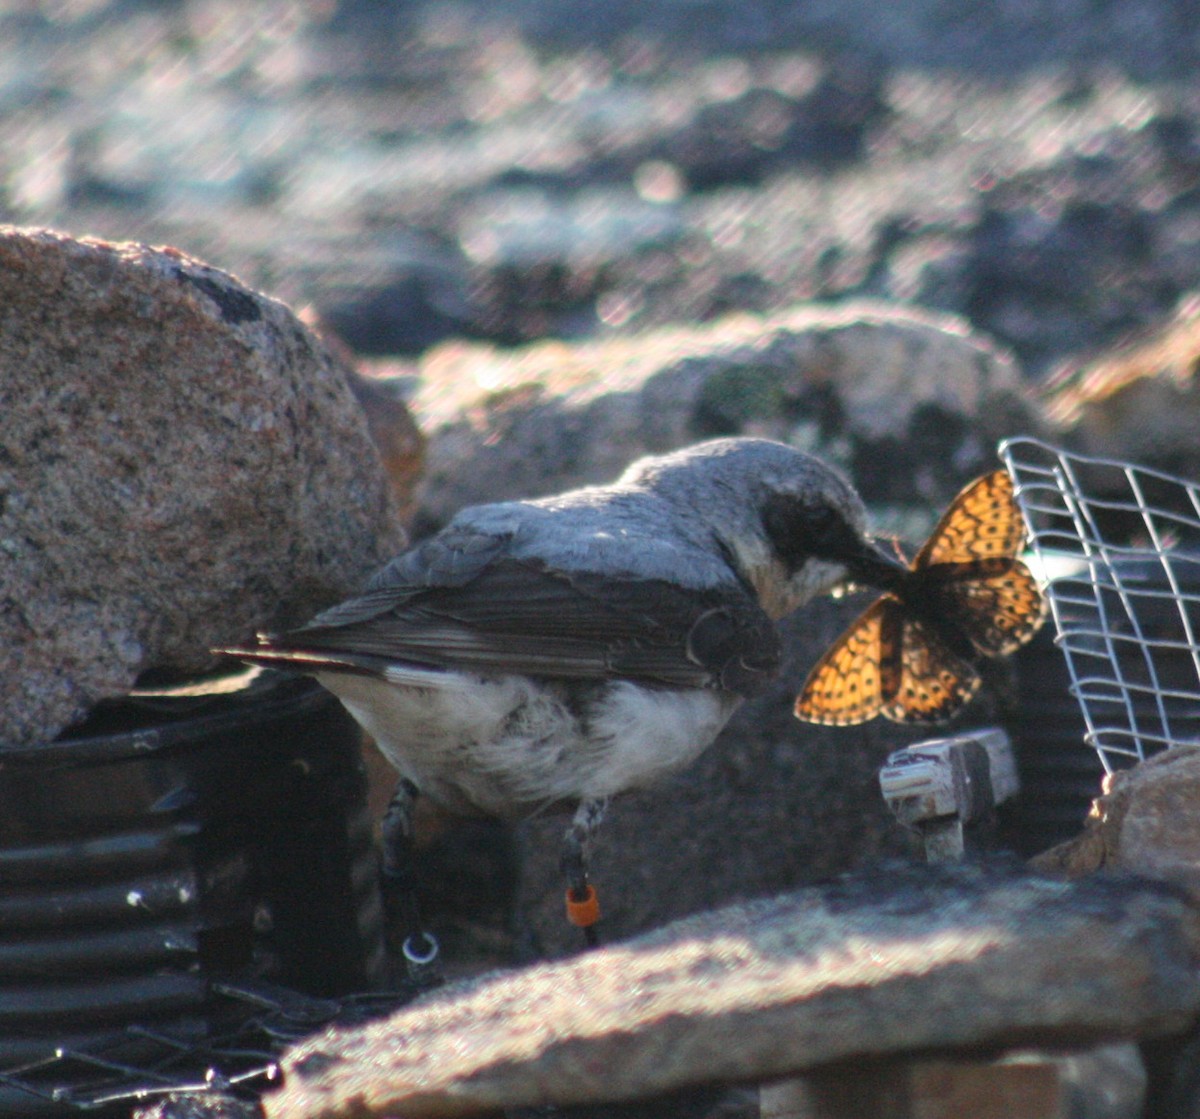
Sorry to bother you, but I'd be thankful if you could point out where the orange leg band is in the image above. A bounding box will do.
[565,883,600,927]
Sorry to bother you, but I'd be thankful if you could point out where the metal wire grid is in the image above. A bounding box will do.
[1000,437,1200,774]
[0,981,413,1114]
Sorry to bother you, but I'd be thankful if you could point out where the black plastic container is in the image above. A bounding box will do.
[0,669,384,1113]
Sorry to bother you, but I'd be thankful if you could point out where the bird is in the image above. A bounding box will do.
[218,437,906,953]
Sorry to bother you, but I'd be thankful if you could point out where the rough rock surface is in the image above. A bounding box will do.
[1032,745,1200,895]
[132,1094,262,1119]
[406,301,1041,531]
[267,861,1200,1119]
[1040,301,1200,481]
[762,1043,1148,1119]
[0,228,405,746]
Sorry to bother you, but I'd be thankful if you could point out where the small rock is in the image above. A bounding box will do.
[409,300,1043,532]
[299,310,427,525]
[345,367,425,524]
[1032,744,1200,895]
[132,1093,263,1119]
[266,861,1200,1119]
[0,227,405,745]
[315,236,477,357]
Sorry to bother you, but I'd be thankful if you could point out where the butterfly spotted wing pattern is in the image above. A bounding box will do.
[794,597,982,725]
[915,470,1026,567]
[794,598,897,726]
[914,469,1047,657]
[795,469,1045,726]
[878,610,982,722]
[928,559,1046,657]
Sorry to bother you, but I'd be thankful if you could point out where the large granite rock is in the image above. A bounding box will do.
[267,861,1200,1119]
[407,301,1043,532]
[0,228,405,746]
[762,1043,1148,1119]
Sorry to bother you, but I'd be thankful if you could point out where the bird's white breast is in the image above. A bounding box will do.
[317,668,739,819]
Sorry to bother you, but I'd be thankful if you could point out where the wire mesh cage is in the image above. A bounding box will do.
[0,979,412,1114]
[1001,437,1200,776]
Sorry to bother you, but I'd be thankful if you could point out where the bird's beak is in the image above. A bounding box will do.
[843,535,908,593]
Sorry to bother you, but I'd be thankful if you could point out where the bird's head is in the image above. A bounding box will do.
[624,438,906,619]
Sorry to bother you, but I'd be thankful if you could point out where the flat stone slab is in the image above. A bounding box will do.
[267,861,1200,1118]
[0,227,405,745]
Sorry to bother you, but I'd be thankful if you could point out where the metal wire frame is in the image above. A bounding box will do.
[1000,437,1200,774]
[0,981,415,1113]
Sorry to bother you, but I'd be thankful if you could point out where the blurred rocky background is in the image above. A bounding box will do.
[3,0,1198,384]
[7,0,1200,509]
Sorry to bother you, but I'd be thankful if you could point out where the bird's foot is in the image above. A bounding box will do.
[381,778,443,989]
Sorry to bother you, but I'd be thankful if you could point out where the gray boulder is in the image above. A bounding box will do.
[0,228,405,745]
[408,300,1044,530]
[1040,303,1200,482]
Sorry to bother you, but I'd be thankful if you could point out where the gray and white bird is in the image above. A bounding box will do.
[220,437,904,944]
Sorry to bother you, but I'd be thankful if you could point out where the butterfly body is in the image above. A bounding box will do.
[795,471,1047,726]
[898,556,1031,657]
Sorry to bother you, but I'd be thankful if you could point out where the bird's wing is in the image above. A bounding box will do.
[292,524,512,632]
[230,527,781,697]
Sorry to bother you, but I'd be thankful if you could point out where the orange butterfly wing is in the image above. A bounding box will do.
[795,597,981,726]
[879,612,981,723]
[796,468,1043,726]
[912,469,1046,655]
[915,470,1026,568]
[795,598,899,725]
[929,558,1048,657]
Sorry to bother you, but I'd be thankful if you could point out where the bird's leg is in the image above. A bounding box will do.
[381,778,442,989]
[559,797,608,948]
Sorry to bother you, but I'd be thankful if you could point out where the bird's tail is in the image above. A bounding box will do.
[213,640,390,678]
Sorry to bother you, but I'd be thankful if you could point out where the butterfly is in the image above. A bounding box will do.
[794,469,1047,726]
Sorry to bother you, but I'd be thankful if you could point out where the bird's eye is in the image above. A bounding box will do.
[805,505,840,546]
